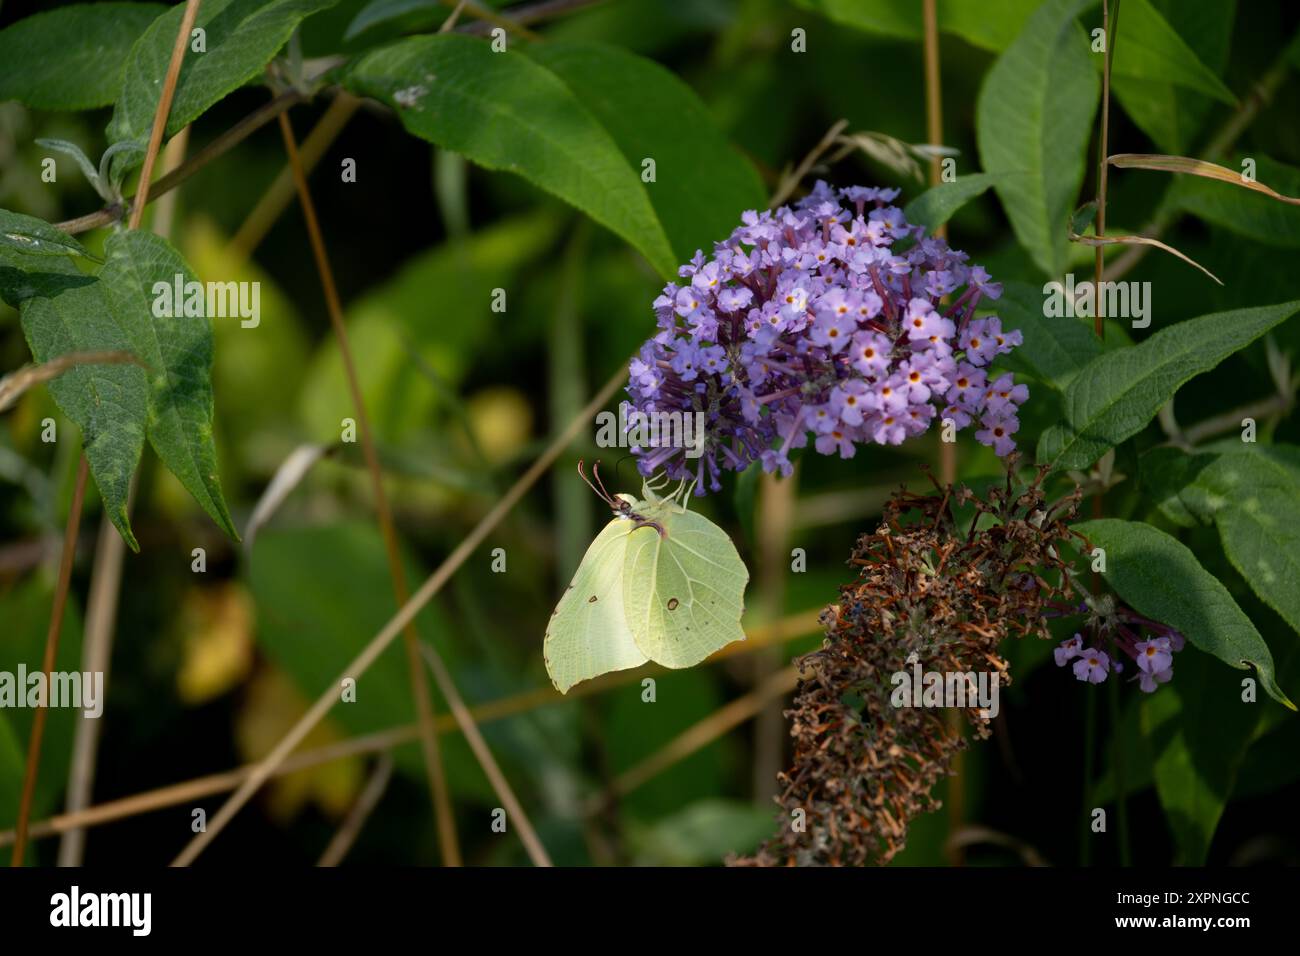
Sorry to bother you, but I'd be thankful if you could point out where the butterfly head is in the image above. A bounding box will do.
[578,460,667,536]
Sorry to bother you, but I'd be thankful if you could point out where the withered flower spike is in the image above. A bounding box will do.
[732,468,1076,868]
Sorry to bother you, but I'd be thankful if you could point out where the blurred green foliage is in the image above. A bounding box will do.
[0,0,1299,867]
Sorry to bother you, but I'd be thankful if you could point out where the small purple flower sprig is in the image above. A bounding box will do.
[1047,601,1187,693]
[624,180,1028,494]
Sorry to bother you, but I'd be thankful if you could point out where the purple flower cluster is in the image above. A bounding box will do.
[623,181,1027,493]
[1054,620,1186,693]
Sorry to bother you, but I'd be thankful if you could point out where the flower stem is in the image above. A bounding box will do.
[278,109,461,866]
[1080,681,1097,865]
[1108,663,1132,865]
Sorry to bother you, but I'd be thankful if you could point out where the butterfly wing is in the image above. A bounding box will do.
[622,502,748,668]
[544,517,648,693]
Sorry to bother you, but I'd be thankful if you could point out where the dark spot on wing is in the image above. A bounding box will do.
[667,597,680,610]
[588,595,598,603]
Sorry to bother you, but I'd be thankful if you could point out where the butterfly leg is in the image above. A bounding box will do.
[631,517,667,538]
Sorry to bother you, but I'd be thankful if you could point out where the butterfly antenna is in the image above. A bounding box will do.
[577,459,615,507]
[591,461,619,505]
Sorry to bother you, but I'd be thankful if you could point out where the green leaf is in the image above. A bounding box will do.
[109,0,340,146]
[977,0,1100,277]
[0,209,98,262]
[342,34,678,277]
[1,262,147,551]
[983,280,1103,391]
[1107,0,1235,104]
[1037,300,1300,471]
[0,3,166,110]
[1111,0,1234,153]
[299,212,561,442]
[100,231,238,540]
[1139,445,1215,527]
[792,0,1040,53]
[1142,651,1260,864]
[901,173,1000,234]
[345,0,442,40]
[1143,444,1300,637]
[607,668,730,818]
[1074,518,1293,708]
[632,799,774,865]
[1174,155,1300,249]
[248,522,537,803]
[524,41,767,266]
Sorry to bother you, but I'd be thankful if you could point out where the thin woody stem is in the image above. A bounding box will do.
[10,456,89,865]
[0,608,824,850]
[1093,0,1119,337]
[317,756,394,867]
[54,1,608,237]
[419,644,552,866]
[58,128,192,866]
[229,93,362,261]
[12,0,202,867]
[1089,0,1128,869]
[595,665,799,812]
[1106,37,1289,283]
[277,110,462,867]
[922,0,964,862]
[57,88,306,236]
[171,366,627,866]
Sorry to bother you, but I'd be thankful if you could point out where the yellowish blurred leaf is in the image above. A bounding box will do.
[466,386,533,464]
[234,667,363,821]
[176,583,255,705]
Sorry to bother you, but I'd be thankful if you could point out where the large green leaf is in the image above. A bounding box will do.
[902,173,1000,235]
[0,3,166,111]
[987,279,1102,390]
[1174,155,1300,249]
[1107,0,1234,104]
[524,41,767,265]
[1074,518,1292,708]
[109,0,339,145]
[1111,0,1235,153]
[342,34,678,277]
[977,0,1100,277]
[0,209,97,263]
[1037,300,1300,471]
[792,0,1040,53]
[1142,444,1300,638]
[101,231,237,540]
[1,262,147,550]
[1142,651,1260,864]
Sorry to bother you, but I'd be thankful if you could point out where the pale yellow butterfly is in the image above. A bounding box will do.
[544,463,748,693]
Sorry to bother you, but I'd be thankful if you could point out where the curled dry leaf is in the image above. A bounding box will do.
[1108,153,1300,206]
[1068,199,1222,284]
[1069,232,1224,285]
[0,350,145,412]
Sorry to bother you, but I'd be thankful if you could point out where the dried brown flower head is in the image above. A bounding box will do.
[735,464,1080,867]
